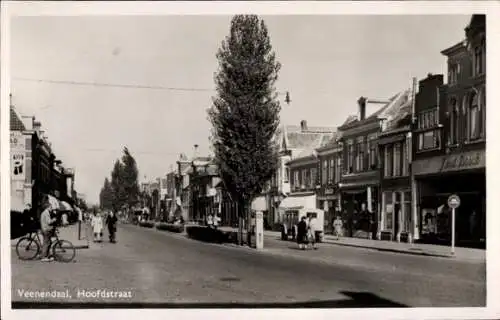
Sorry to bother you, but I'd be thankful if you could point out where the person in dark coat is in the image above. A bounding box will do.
[297,216,308,250]
[106,211,118,243]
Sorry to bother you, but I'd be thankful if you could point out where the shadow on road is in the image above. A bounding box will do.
[12,291,408,308]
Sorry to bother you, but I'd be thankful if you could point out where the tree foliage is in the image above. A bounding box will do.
[208,15,281,214]
[99,178,113,210]
[121,147,140,209]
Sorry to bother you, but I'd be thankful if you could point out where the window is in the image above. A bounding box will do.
[474,45,484,76]
[418,108,438,130]
[284,167,290,183]
[384,145,392,177]
[402,140,409,176]
[329,158,334,182]
[356,137,365,172]
[310,168,317,188]
[347,141,354,173]
[335,156,342,183]
[321,160,327,185]
[393,143,401,177]
[368,137,377,169]
[468,92,482,141]
[384,191,393,230]
[403,191,412,232]
[293,170,299,190]
[418,130,440,151]
[302,169,307,189]
[449,98,459,145]
[448,63,459,85]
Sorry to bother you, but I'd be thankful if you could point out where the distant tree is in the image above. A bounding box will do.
[99,178,113,210]
[208,15,281,245]
[121,147,140,210]
[110,159,127,212]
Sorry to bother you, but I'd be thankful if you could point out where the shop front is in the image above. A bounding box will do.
[379,188,412,242]
[339,178,379,239]
[317,185,340,234]
[413,150,486,248]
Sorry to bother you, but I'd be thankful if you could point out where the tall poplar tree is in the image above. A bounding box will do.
[121,147,140,210]
[208,15,281,246]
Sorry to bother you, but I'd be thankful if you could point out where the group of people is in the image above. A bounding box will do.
[206,213,221,229]
[296,215,319,250]
[90,210,118,243]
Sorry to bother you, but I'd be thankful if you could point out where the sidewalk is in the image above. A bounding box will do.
[218,227,485,261]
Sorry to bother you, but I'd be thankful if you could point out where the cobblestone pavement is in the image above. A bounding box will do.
[11,223,485,307]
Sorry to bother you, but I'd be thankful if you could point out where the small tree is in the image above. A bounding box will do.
[208,15,281,245]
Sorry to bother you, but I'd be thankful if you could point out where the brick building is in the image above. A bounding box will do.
[411,15,486,248]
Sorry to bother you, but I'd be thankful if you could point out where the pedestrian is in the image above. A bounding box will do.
[333,216,343,240]
[91,212,104,242]
[296,216,308,250]
[308,215,318,250]
[106,211,118,243]
[206,213,214,229]
[40,201,57,262]
[213,213,221,229]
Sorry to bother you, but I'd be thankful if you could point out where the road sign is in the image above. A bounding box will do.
[447,194,461,209]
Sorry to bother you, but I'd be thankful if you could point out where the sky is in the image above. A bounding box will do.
[10,14,472,204]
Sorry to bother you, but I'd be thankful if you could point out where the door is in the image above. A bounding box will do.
[393,203,400,241]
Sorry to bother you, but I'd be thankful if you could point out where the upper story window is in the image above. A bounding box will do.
[402,139,409,176]
[347,140,354,174]
[310,168,317,188]
[293,170,299,190]
[355,137,365,172]
[384,145,392,177]
[393,143,402,177]
[448,62,460,85]
[284,167,290,183]
[367,134,378,170]
[418,129,441,151]
[449,97,459,145]
[335,156,342,183]
[473,41,485,77]
[329,158,335,183]
[466,90,483,141]
[417,108,439,130]
[321,160,328,185]
[301,169,307,189]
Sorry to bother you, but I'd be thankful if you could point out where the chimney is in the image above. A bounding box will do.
[193,144,199,159]
[300,120,308,131]
[358,96,367,120]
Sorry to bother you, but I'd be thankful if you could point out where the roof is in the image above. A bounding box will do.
[289,131,334,163]
[338,92,402,130]
[10,106,26,131]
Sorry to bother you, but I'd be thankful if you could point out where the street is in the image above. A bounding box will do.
[11,223,485,308]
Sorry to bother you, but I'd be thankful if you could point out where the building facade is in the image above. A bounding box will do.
[377,95,413,242]
[315,134,342,234]
[338,91,411,239]
[268,121,335,227]
[411,15,486,248]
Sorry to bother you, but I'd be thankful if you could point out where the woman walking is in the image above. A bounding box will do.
[296,216,308,250]
[91,212,104,242]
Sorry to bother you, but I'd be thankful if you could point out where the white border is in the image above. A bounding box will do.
[2,1,499,320]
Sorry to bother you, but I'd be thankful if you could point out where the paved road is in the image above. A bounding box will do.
[11,223,485,308]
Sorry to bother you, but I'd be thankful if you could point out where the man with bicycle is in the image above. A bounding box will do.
[40,201,58,262]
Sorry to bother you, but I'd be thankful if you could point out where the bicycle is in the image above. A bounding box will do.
[16,228,76,263]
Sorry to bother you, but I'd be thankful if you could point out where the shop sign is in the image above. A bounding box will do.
[441,151,484,173]
[325,187,335,195]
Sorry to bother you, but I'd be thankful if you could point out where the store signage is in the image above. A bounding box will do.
[11,132,26,181]
[441,151,484,172]
[325,188,335,195]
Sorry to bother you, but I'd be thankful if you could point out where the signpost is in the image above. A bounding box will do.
[447,194,461,255]
[255,211,264,250]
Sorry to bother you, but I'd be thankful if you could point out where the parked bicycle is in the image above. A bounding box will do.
[16,228,76,262]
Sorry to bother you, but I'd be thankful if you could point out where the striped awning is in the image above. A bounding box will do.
[59,201,73,211]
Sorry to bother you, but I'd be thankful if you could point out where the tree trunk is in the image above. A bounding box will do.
[246,202,252,247]
[237,201,243,246]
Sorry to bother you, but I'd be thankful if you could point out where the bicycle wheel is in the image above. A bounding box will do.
[16,237,40,260]
[52,240,76,262]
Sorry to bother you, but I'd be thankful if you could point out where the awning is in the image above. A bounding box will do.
[279,194,316,210]
[251,196,267,211]
[59,201,73,211]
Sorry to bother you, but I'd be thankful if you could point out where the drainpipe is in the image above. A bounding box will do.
[409,77,418,244]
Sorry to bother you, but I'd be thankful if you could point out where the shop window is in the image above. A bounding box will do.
[322,160,328,185]
[384,192,393,230]
[384,145,392,177]
[467,91,482,141]
[393,143,401,177]
[403,191,411,232]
